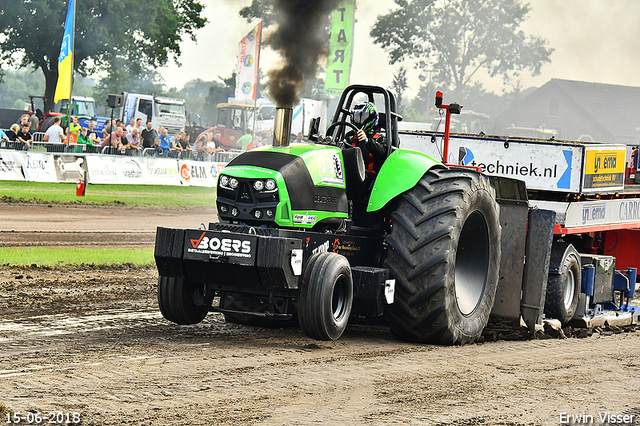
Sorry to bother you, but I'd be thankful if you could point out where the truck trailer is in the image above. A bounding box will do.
[154,85,639,345]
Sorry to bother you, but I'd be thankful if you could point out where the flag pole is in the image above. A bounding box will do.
[252,22,262,137]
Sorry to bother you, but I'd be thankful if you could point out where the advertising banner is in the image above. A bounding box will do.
[582,146,625,192]
[86,155,149,184]
[53,154,88,183]
[23,153,58,182]
[235,22,262,101]
[324,0,355,96]
[178,160,218,187]
[146,157,181,186]
[400,133,583,193]
[0,151,25,181]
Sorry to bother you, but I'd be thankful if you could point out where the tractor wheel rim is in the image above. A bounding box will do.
[332,275,349,321]
[564,268,576,310]
[455,211,490,316]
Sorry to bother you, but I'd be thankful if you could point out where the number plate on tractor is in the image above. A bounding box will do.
[184,230,257,265]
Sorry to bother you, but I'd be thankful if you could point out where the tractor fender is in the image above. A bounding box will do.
[367,148,442,212]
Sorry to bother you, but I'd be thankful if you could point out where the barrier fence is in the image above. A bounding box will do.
[0,149,239,187]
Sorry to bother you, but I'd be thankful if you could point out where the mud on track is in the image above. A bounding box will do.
[0,204,640,425]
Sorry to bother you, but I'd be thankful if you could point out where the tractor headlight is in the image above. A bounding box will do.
[229,178,239,189]
[265,209,274,218]
[265,179,277,191]
[219,204,229,214]
[253,180,264,191]
[253,210,263,219]
[219,175,229,188]
[231,207,239,217]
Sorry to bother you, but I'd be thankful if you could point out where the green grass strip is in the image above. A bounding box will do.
[0,247,155,267]
[0,181,216,207]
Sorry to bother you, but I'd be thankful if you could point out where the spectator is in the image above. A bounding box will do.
[0,122,9,143]
[124,128,142,152]
[74,128,95,153]
[7,124,20,141]
[29,113,39,132]
[43,117,66,143]
[126,117,135,133]
[194,134,209,160]
[155,127,171,156]
[17,114,30,129]
[295,132,305,143]
[67,115,81,145]
[15,123,33,150]
[238,128,253,151]
[135,118,143,131]
[100,127,123,151]
[86,120,101,145]
[102,119,114,139]
[141,121,158,149]
[172,131,190,156]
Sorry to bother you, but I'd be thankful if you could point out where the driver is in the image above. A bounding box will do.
[350,102,387,173]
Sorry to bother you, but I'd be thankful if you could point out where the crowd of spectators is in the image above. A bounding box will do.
[0,113,303,160]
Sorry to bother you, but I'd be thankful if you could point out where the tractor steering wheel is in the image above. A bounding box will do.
[325,121,360,143]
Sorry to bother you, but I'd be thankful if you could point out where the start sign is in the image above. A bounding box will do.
[324,0,355,96]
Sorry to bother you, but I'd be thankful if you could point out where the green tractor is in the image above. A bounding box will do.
[155,85,506,345]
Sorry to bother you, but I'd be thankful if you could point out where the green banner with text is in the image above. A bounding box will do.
[324,0,355,96]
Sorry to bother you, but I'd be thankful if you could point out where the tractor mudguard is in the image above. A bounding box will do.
[367,149,442,212]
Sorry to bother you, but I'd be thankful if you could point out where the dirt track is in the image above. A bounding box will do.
[1,204,640,425]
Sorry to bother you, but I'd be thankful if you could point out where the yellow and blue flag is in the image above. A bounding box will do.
[54,0,75,103]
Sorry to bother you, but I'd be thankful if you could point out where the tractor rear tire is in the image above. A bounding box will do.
[544,243,581,324]
[385,168,501,345]
[39,116,56,133]
[298,252,353,341]
[158,275,209,325]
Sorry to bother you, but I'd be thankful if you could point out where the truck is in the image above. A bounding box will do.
[211,98,328,149]
[154,84,639,345]
[27,95,109,133]
[121,93,187,136]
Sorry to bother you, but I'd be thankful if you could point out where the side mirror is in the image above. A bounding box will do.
[308,117,320,142]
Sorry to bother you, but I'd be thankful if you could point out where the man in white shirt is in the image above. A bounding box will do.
[43,117,66,143]
[125,117,135,133]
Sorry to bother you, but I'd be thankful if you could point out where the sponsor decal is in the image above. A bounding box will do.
[333,154,343,180]
[180,164,191,182]
[242,82,252,95]
[315,152,344,186]
[312,240,330,255]
[187,231,252,258]
[619,200,640,222]
[294,213,317,225]
[119,160,143,179]
[243,54,254,67]
[582,203,606,225]
[584,148,625,189]
[314,194,338,204]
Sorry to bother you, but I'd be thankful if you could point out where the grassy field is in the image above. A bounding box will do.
[0,247,154,267]
[0,181,216,207]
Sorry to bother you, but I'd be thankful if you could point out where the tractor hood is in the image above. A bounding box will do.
[216,144,348,228]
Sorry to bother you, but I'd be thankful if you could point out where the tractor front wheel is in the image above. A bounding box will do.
[158,275,210,325]
[384,168,501,345]
[298,252,353,341]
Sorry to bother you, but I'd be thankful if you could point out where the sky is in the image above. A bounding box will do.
[159,0,640,99]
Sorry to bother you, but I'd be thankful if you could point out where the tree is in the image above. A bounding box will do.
[371,0,553,91]
[0,0,206,112]
[389,65,408,114]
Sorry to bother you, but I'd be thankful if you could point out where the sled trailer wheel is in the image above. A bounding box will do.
[545,243,581,324]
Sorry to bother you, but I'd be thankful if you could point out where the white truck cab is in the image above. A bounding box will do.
[121,93,186,135]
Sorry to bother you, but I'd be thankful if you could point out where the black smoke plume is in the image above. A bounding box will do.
[267,0,341,108]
